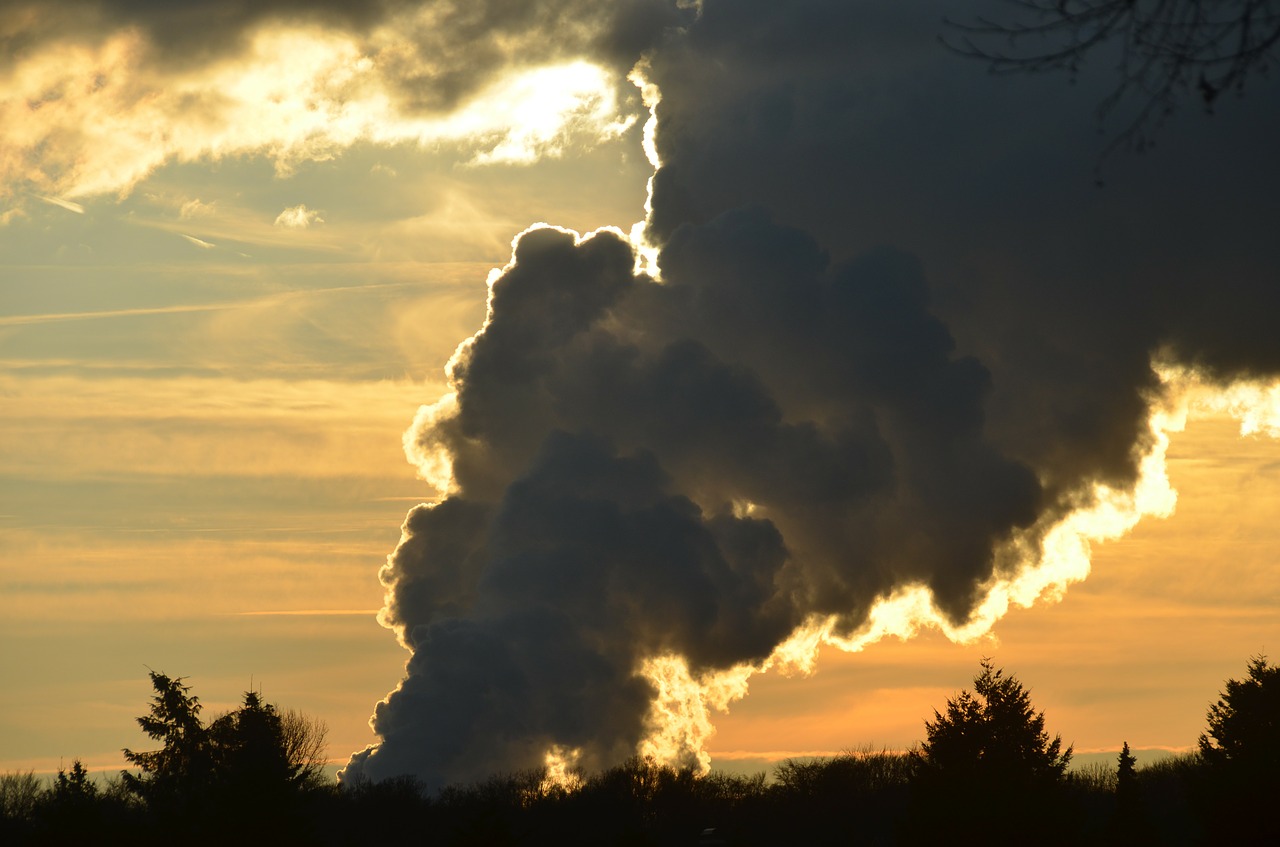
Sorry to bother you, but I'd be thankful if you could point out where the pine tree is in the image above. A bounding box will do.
[1199,655,1280,772]
[120,670,329,827]
[916,658,1072,786]
[911,659,1074,844]
[121,671,212,812]
[1117,741,1137,794]
[1197,655,1280,841]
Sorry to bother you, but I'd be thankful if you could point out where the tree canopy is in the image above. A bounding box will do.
[1196,654,1280,842]
[120,670,328,827]
[121,671,212,809]
[11,655,1280,844]
[916,658,1073,785]
[1198,653,1280,771]
[910,659,1074,843]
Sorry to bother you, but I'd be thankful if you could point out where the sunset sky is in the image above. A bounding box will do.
[3,1,1279,783]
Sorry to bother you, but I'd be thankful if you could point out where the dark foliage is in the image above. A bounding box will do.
[1110,741,1147,844]
[120,671,211,817]
[117,670,330,844]
[1196,655,1280,843]
[7,656,1280,844]
[908,660,1074,844]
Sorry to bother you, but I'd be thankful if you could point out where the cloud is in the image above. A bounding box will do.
[344,0,1280,789]
[274,204,324,229]
[36,194,85,214]
[343,214,1043,786]
[0,1,685,204]
[180,233,216,249]
[178,198,216,219]
[0,303,228,327]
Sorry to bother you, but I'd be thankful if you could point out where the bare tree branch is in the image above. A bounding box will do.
[944,1,1280,169]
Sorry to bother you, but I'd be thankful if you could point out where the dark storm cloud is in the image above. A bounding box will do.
[646,0,1280,496]
[331,0,1280,786]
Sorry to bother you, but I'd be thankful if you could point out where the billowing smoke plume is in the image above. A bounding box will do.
[344,0,1280,787]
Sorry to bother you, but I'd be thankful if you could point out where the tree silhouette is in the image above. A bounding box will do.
[910,659,1074,844]
[120,670,329,833]
[1112,741,1146,843]
[51,760,98,805]
[208,692,308,802]
[121,670,212,814]
[1116,741,1137,789]
[1199,654,1280,768]
[916,658,1073,783]
[946,1,1280,159]
[1197,654,1280,841]
[42,759,106,837]
[281,707,329,786]
[0,770,42,826]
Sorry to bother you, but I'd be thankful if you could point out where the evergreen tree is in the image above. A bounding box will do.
[1197,655,1280,842]
[44,762,102,834]
[120,670,329,832]
[910,659,1074,844]
[1116,741,1137,795]
[121,671,212,814]
[1112,740,1146,842]
[916,658,1072,785]
[1199,655,1280,772]
[52,760,98,804]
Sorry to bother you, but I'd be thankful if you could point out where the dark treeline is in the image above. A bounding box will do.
[2,657,1277,845]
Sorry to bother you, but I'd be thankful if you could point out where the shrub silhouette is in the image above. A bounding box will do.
[772,749,911,844]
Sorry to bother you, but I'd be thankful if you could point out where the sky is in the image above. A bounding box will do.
[2,1,1279,785]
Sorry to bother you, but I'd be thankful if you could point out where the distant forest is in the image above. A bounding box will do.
[3,656,1277,845]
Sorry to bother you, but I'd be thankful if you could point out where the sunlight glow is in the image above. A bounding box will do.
[2,26,635,201]
[626,65,663,279]
[630,363,1280,773]
[405,224,637,496]
[539,745,585,795]
[403,391,459,497]
[636,654,754,774]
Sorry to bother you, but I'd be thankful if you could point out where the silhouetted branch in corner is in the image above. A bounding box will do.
[944,1,1280,167]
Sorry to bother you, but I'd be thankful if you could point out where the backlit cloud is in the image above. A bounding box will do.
[274,204,324,229]
[0,2,677,206]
